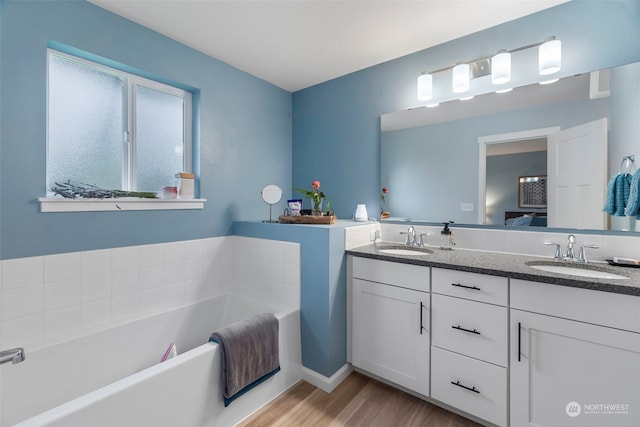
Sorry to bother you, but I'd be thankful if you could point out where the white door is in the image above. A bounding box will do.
[351,278,430,396]
[510,310,640,427]
[547,118,608,229]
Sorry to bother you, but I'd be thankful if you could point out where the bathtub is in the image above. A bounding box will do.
[3,294,301,427]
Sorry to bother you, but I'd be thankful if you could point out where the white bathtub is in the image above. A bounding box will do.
[3,294,301,427]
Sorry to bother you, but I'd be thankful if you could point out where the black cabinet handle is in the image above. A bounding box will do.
[452,325,481,335]
[420,302,426,335]
[451,283,481,291]
[451,380,480,394]
[518,321,522,362]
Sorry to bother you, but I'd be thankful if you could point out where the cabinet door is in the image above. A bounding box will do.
[352,278,430,396]
[511,310,640,427]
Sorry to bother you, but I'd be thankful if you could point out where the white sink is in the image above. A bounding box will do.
[526,262,628,280]
[377,247,432,256]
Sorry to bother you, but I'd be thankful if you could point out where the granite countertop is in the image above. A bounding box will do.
[346,243,640,297]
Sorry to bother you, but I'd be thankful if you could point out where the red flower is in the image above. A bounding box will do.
[382,187,388,194]
[312,180,321,190]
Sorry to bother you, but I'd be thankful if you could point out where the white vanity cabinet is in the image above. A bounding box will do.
[510,279,640,427]
[430,268,509,427]
[350,257,430,396]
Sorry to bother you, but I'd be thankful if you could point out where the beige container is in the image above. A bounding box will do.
[175,172,195,199]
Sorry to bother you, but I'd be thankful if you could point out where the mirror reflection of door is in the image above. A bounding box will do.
[482,119,607,229]
[547,118,608,229]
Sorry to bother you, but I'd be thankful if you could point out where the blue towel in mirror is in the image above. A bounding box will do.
[604,173,632,216]
[624,170,640,218]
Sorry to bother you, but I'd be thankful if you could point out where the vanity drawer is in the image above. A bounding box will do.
[432,268,508,306]
[352,256,430,293]
[431,346,507,427]
[432,294,508,366]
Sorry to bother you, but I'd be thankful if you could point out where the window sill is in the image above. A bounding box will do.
[39,197,206,212]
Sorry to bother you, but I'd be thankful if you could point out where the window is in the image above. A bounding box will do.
[46,49,192,196]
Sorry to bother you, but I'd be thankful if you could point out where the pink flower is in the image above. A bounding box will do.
[312,180,321,190]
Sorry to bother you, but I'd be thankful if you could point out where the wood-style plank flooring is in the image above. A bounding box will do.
[238,372,482,427]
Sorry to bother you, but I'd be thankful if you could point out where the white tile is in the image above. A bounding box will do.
[163,241,189,264]
[139,244,163,267]
[112,293,142,321]
[44,306,81,340]
[202,237,226,259]
[81,299,111,329]
[2,314,43,348]
[44,278,81,311]
[112,246,140,272]
[162,261,187,286]
[81,274,112,302]
[81,249,112,277]
[268,260,285,283]
[285,263,300,288]
[2,256,44,290]
[139,265,163,290]
[270,241,286,262]
[283,242,300,266]
[44,252,81,284]
[2,285,43,320]
[112,269,140,295]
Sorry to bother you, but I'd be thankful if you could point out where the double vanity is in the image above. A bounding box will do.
[346,242,640,427]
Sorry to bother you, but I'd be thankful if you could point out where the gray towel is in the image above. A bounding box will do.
[209,313,280,406]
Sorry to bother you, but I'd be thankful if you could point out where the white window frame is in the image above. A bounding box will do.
[41,49,203,212]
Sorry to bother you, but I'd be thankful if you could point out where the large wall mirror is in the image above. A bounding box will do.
[381,61,640,234]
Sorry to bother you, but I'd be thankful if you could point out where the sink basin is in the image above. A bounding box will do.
[525,261,628,280]
[377,246,432,256]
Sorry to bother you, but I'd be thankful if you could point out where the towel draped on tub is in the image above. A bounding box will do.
[209,313,280,407]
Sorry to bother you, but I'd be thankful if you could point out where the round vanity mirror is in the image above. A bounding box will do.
[261,184,282,222]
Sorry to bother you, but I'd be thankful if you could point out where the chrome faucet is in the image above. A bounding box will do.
[400,226,417,246]
[565,234,577,260]
[545,236,599,263]
[0,347,25,365]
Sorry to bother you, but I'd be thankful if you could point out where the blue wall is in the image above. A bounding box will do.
[0,0,292,260]
[232,221,347,378]
[292,1,640,220]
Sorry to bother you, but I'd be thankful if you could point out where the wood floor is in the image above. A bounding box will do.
[238,372,483,427]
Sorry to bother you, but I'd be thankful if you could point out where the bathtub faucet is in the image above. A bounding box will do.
[0,347,25,365]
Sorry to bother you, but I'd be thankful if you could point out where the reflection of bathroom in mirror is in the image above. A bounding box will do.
[381,61,640,233]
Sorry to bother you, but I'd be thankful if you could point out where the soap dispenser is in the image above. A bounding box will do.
[440,221,455,250]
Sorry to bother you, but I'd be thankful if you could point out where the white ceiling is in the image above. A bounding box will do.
[88,0,568,92]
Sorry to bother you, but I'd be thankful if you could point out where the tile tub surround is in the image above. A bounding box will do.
[0,236,300,352]
[347,242,640,296]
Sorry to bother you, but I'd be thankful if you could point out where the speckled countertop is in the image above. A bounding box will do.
[346,243,640,297]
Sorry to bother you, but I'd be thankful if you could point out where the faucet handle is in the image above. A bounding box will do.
[399,230,414,245]
[577,244,599,263]
[418,233,432,247]
[544,241,563,260]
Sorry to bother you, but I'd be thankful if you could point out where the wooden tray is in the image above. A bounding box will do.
[278,215,337,224]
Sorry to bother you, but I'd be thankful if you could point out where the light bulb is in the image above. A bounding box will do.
[417,73,433,101]
[539,38,562,75]
[491,50,511,84]
[452,63,470,93]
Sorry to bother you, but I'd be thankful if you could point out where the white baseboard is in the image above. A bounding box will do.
[300,364,353,393]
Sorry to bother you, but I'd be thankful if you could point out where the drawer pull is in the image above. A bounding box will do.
[452,325,481,335]
[451,380,480,394]
[518,322,522,362]
[451,283,481,291]
[420,302,426,335]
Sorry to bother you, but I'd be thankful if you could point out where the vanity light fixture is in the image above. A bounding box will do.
[416,36,561,101]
